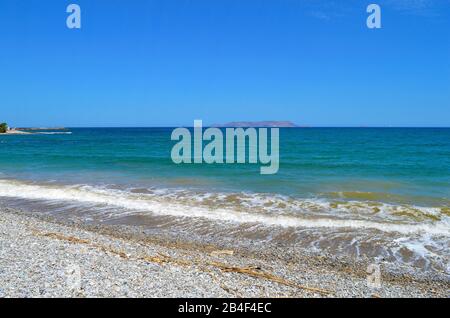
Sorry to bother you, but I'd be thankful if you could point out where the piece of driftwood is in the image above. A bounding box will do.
[211,250,234,257]
[208,261,332,295]
[40,232,91,245]
[36,231,332,296]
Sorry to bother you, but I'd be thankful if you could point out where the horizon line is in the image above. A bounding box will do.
[13,126,450,129]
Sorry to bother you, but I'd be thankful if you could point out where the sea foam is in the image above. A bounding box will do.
[0,179,448,237]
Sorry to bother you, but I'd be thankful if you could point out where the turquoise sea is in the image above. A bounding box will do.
[0,128,449,273]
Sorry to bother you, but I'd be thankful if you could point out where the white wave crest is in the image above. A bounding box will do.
[0,179,448,236]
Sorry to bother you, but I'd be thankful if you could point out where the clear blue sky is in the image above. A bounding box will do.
[1,0,449,127]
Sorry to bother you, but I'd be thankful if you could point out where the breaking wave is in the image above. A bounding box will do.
[0,178,448,274]
[0,178,448,235]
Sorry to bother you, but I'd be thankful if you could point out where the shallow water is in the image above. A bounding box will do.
[0,128,449,274]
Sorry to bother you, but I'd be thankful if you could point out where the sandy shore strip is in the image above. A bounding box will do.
[1,129,31,135]
[0,206,448,298]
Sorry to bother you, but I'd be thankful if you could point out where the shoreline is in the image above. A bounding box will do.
[1,129,31,135]
[1,130,72,135]
[0,205,448,298]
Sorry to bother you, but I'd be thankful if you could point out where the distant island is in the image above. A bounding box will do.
[15,127,68,131]
[213,121,299,128]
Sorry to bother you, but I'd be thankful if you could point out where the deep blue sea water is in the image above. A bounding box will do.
[0,128,449,273]
[1,128,449,201]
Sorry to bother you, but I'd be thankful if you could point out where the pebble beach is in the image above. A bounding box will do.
[0,205,448,298]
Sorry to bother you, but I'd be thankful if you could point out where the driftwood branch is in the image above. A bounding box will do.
[35,231,333,296]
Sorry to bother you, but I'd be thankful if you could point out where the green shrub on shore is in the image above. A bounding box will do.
[0,123,8,133]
